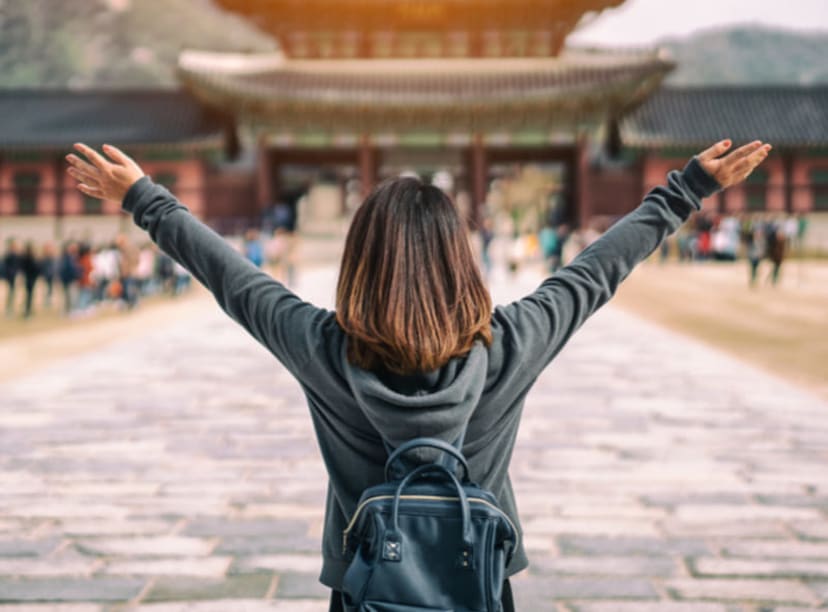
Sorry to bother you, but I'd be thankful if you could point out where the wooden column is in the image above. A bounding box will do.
[256,136,272,211]
[468,31,484,58]
[53,156,65,240]
[0,153,4,217]
[470,134,487,229]
[783,151,794,214]
[358,32,372,58]
[574,134,591,230]
[359,135,377,198]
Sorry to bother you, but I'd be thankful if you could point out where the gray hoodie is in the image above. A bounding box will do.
[122,156,720,588]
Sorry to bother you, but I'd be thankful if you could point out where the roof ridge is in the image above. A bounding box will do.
[660,83,828,92]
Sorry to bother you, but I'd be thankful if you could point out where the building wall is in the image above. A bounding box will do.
[641,152,828,214]
[0,154,208,243]
[587,164,641,220]
[641,155,720,213]
[203,169,258,229]
[0,159,57,215]
[793,157,828,213]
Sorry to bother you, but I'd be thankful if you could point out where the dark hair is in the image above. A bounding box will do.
[336,177,492,375]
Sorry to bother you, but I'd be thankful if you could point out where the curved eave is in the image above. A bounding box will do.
[178,53,673,132]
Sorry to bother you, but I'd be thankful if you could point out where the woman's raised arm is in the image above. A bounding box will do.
[66,143,328,375]
[494,139,771,380]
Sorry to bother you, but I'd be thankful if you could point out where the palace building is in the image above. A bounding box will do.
[178,0,671,229]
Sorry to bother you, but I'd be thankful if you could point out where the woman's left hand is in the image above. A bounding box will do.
[66,143,145,202]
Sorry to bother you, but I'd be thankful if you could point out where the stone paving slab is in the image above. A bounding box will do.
[1,266,828,610]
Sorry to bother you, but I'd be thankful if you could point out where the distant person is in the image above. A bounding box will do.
[479,217,494,279]
[76,242,94,313]
[264,227,292,284]
[273,201,296,233]
[172,260,191,296]
[712,214,739,261]
[3,238,21,316]
[745,219,765,289]
[796,212,809,253]
[19,242,40,319]
[507,230,527,276]
[156,252,175,295]
[766,223,787,287]
[244,228,264,268]
[539,224,559,273]
[659,235,671,263]
[92,243,119,304]
[67,138,770,611]
[696,223,711,261]
[676,229,693,262]
[116,234,140,309]
[40,242,57,309]
[783,214,798,250]
[543,224,570,273]
[58,241,81,314]
[135,243,156,296]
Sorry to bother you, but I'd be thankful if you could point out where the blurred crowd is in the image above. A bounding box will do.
[1,235,191,320]
[665,211,809,286]
[481,211,809,290]
[0,210,811,323]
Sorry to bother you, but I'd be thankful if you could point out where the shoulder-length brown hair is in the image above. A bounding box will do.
[336,177,492,375]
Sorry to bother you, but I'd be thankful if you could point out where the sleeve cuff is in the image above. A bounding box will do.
[682,156,722,201]
[122,176,154,214]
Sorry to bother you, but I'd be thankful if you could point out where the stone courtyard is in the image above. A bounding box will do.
[1,266,827,610]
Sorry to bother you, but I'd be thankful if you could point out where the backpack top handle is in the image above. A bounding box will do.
[382,462,475,566]
[384,437,471,483]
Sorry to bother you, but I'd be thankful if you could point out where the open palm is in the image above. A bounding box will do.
[696,139,772,189]
[66,143,145,203]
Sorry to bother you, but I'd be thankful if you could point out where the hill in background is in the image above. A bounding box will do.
[0,0,276,88]
[658,25,828,86]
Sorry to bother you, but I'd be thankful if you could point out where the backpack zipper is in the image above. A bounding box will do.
[342,494,519,555]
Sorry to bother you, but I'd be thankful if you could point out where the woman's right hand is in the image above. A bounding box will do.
[696,139,772,189]
[66,143,145,203]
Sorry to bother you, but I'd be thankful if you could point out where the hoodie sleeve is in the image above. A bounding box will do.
[122,177,328,375]
[493,156,721,379]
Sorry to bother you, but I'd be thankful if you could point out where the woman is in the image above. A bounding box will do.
[67,138,770,610]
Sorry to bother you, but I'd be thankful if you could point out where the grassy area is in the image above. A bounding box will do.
[612,257,828,402]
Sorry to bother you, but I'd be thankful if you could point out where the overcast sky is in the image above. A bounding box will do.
[568,0,828,46]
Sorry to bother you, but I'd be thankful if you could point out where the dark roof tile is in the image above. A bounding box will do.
[622,86,828,148]
[0,90,224,150]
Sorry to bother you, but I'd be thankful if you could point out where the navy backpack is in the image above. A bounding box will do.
[341,437,518,611]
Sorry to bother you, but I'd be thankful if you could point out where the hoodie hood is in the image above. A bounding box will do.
[343,339,488,457]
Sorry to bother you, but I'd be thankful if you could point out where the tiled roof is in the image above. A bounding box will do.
[622,86,828,148]
[0,90,224,151]
[178,49,673,131]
